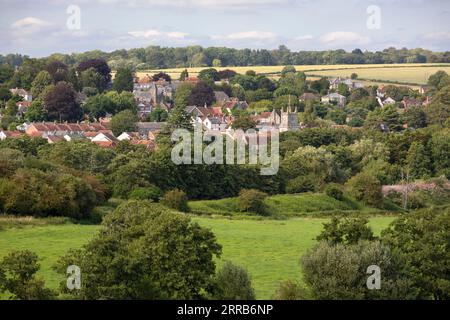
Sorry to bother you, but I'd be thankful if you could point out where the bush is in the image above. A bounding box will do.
[237,189,268,215]
[286,175,316,194]
[316,216,375,245]
[211,261,255,300]
[0,169,97,219]
[346,172,383,207]
[325,183,344,200]
[161,188,190,212]
[301,241,419,300]
[128,185,163,202]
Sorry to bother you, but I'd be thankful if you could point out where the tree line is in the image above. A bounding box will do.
[1,46,450,71]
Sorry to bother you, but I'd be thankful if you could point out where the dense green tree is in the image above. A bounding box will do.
[346,172,383,207]
[404,105,427,129]
[25,100,48,122]
[77,59,111,92]
[43,81,82,122]
[188,81,215,106]
[231,113,256,130]
[406,142,431,179]
[0,64,14,84]
[110,109,139,136]
[113,68,134,93]
[152,72,172,83]
[46,60,68,83]
[382,208,450,299]
[148,107,168,122]
[174,82,194,107]
[31,70,53,99]
[426,85,450,126]
[430,129,450,178]
[427,70,450,90]
[198,68,219,84]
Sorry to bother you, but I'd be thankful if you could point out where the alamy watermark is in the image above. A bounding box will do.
[66,5,81,30]
[367,5,381,30]
[66,265,81,290]
[171,127,280,175]
[366,265,381,290]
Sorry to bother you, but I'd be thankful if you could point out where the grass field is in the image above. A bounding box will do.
[134,63,450,86]
[0,216,396,299]
[188,192,387,217]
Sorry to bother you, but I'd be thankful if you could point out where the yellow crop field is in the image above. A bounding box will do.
[306,65,450,85]
[130,63,450,86]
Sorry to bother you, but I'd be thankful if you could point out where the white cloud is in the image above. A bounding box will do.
[294,34,314,41]
[423,32,450,41]
[320,31,370,46]
[128,30,161,38]
[213,31,278,40]
[166,31,190,39]
[128,29,190,39]
[11,17,53,34]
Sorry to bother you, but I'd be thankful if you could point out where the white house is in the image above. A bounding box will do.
[10,88,32,102]
[321,93,347,107]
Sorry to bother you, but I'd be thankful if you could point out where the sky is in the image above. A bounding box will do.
[1,0,450,57]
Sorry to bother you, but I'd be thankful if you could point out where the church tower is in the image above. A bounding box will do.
[279,96,300,132]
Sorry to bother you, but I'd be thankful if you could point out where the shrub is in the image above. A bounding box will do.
[161,188,190,212]
[325,183,344,200]
[301,241,419,300]
[128,185,163,202]
[237,189,268,215]
[211,261,255,300]
[316,216,375,245]
[286,175,316,194]
[346,172,383,207]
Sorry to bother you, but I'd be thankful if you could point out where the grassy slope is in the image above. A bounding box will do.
[0,216,395,299]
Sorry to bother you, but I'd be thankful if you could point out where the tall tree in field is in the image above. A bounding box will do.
[43,82,82,122]
[188,81,215,107]
[113,68,134,93]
